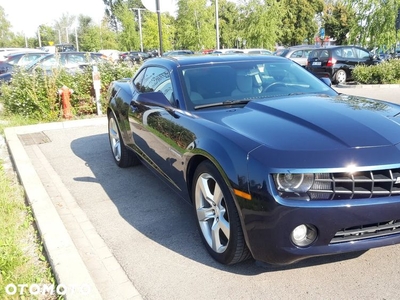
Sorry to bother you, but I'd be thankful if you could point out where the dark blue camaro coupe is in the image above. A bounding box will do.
[107,54,400,265]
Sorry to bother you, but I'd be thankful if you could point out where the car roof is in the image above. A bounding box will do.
[7,51,46,56]
[144,54,289,67]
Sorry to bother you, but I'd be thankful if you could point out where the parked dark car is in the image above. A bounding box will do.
[0,52,108,83]
[275,45,317,67]
[107,54,400,265]
[55,43,76,52]
[306,45,381,84]
[121,51,152,63]
[0,51,47,74]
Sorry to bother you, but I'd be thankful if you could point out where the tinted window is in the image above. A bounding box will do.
[135,67,173,102]
[320,50,330,58]
[133,68,147,92]
[354,48,370,59]
[290,50,304,58]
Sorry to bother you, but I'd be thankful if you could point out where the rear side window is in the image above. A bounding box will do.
[354,48,370,59]
[309,50,329,59]
[290,50,304,58]
[320,50,330,58]
[309,50,319,59]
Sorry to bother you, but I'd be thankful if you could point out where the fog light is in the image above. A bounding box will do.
[291,224,317,247]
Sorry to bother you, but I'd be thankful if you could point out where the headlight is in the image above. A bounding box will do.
[274,173,314,193]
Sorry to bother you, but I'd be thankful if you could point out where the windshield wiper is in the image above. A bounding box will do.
[194,99,250,110]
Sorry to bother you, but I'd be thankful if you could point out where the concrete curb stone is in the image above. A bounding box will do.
[4,117,142,300]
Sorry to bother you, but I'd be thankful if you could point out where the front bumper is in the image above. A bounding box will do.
[240,196,400,265]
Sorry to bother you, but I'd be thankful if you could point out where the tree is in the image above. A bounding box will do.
[323,0,356,45]
[236,0,283,50]
[54,13,76,44]
[0,5,14,47]
[175,0,215,50]
[344,0,400,49]
[35,25,57,48]
[215,0,241,49]
[142,12,176,51]
[113,1,140,51]
[279,0,324,46]
[103,0,144,32]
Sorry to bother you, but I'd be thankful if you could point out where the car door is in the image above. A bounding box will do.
[129,66,187,190]
[353,47,376,66]
[329,46,356,80]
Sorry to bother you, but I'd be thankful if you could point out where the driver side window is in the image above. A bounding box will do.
[133,67,174,104]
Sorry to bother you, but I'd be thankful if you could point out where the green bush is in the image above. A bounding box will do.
[353,59,400,84]
[0,62,139,121]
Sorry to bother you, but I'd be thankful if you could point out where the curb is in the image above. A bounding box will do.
[4,118,142,300]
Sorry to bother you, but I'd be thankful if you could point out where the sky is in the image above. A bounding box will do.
[1,0,179,37]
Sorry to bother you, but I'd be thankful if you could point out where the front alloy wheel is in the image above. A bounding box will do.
[193,161,250,264]
[108,112,139,168]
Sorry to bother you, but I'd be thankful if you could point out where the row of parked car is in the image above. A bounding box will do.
[0,44,392,86]
[0,50,109,84]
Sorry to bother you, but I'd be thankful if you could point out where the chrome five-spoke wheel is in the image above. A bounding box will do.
[108,112,139,168]
[192,160,250,265]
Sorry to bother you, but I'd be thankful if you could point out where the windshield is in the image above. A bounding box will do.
[180,60,337,109]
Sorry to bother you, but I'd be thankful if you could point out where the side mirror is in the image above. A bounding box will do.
[319,77,332,87]
[136,91,172,108]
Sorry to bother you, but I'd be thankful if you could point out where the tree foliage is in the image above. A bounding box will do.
[323,0,356,45]
[114,1,140,51]
[344,0,400,49]
[279,0,324,46]
[142,12,175,51]
[175,0,215,50]
[3,0,400,52]
[216,0,241,48]
[236,0,283,49]
[53,13,76,44]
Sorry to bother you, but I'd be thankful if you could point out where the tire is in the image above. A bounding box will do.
[334,69,347,84]
[192,160,251,265]
[108,112,139,168]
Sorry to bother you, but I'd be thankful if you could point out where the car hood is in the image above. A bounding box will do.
[199,94,400,151]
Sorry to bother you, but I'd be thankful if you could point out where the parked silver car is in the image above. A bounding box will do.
[275,45,317,67]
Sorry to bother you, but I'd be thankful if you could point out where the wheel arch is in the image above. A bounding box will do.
[185,138,250,206]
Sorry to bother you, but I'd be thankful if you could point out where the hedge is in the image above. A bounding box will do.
[0,62,139,122]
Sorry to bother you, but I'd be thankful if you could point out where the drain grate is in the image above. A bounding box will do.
[18,132,51,146]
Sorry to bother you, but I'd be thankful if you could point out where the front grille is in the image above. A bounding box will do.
[309,168,400,200]
[331,220,400,244]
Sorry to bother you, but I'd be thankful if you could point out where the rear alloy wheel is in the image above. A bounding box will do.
[192,161,251,265]
[334,69,347,84]
[108,113,139,168]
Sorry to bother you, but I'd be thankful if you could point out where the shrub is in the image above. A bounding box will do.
[0,62,138,121]
[353,59,400,84]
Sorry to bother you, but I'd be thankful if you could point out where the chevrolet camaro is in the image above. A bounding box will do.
[107,54,400,265]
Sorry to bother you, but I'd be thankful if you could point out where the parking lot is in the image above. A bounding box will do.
[4,84,400,299]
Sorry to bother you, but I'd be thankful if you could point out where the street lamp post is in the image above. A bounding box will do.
[66,27,69,44]
[132,8,146,52]
[156,0,163,56]
[215,0,220,50]
[75,27,79,51]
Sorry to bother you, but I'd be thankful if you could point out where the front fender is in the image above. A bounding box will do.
[108,81,135,147]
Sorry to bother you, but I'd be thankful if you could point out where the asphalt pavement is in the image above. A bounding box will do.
[1,83,400,299]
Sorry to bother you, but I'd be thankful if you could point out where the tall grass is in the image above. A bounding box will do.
[0,152,58,299]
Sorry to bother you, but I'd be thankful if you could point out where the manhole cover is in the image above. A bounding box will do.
[18,132,51,146]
